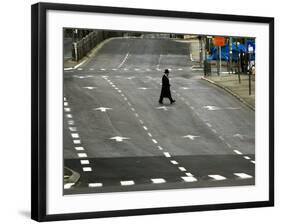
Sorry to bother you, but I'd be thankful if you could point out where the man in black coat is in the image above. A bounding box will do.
[159,69,176,104]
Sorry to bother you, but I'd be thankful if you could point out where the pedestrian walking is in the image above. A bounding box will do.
[159,69,176,104]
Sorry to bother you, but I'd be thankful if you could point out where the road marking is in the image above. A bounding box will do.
[127,76,135,80]
[83,86,96,90]
[109,136,130,142]
[190,106,194,110]
[234,173,252,179]
[80,160,89,165]
[178,167,187,171]
[120,180,135,186]
[147,132,152,137]
[75,146,84,151]
[100,68,106,71]
[118,53,129,68]
[139,119,144,124]
[69,127,77,132]
[152,139,158,144]
[73,139,81,144]
[64,183,75,189]
[181,176,197,182]
[233,149,243,155]
[226,143,232,148]
[66,114,72,118]
[151,178,166,184]
[94,107,112,112]
[135,113,139,117]
[64,108,71,112]
[64,97,67,101]
[202,105,220,111]
[205,122,212,127]
[219,136,225,141]
[135,68,140,71]
[185,172,194,177]
[170,160,178,165]
[124,97,128,101]
[180,87,190,90]
[244,156,251,160]
[208,175,226,180]
[163,152,171,158]
[178,68,183,71]
[233,133,246,140]
[112,68,117,71]
[156,106,169,111]
[77,153,87,158]
[182,135,200,140]
[211,129,217,134]
[143,126,148,131]
[83,167,92,172]
[71,133,79,138]
[89,183,103,188]
[131,108,135,111]
[68,120,75,125]
[64,102,68,106]
[124,68,128,71]
[77,68,83,70]
[158,146,163,150]
[138,87,149,90]
[90,68,94,70]
[251,160,255,164]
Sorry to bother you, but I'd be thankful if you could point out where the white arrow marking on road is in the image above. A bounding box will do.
[156,106,169,111]
[182,135,200,140]
[83,86,96,90]
[109,136,130,142]
[233,133,246,140]
[94,107,112,112]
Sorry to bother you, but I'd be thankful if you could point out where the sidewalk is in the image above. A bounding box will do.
[202,74,255,110]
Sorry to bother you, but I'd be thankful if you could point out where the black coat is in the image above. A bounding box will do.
[160,75,171,98]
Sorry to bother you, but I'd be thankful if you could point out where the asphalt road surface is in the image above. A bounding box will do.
[63,37,255,194]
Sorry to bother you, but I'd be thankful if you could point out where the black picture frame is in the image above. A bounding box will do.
[31,2,274,222]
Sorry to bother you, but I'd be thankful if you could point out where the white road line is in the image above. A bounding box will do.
[68,120,75,125]
[178,68,183,71]
[83,167,92,172]
[77,68,83,71]
[128,102,132,106]
[131,108,135,111]
[158,146,163,150]
[185,173,194,177]
[211,129,217,134]
[151,178,166,184]
[64,97,67,101]
[118,53,129,68]
[226,143,232,148]
[178,167,187,171]
[64,183,75,189]
[69,127,77,132]
[100,68,106,71]
[143,126,148,131]
[64,108,71,112]
[170,160,178,165]
[208,175,226,180]
[152,139,158,144]
[163,152,171,158]
[124,97,128,101]
[80,160,89,165]
[73,139,81,144]
[251,160,255,164]
[66,114,72,118]
[233,149,243,155]
[71,133,80,138]
[234,173,253,179]
[206,123,212,127]
[181,176,197,182]
[90,68,94,70]
[64,102,68,106]
[190,106,194,110]
[118,90,122,93]
[75,146,84,151]
[89,183,103,188]
[77,153,87,158]
[243,156,251,160]
[135,113,139,117]
[147,132,152,137]
[139,120,144,124]
[219,136,225,141]
[120,180,135,186]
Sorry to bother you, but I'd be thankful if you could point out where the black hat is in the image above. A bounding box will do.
[164,69,169,74]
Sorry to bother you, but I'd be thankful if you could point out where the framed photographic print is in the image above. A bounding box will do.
[31,2,274,222]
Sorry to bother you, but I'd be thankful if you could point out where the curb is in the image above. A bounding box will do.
[201,76,255,111]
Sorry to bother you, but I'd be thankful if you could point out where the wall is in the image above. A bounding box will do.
[0,0,279,223]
